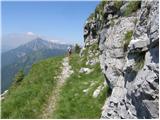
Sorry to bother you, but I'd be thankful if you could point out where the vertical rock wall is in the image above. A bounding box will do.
[83,0,159,119]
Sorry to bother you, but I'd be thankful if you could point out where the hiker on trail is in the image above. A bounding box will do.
[67,46,72,59]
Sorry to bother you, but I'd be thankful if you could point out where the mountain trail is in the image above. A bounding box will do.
[41,57,73,118]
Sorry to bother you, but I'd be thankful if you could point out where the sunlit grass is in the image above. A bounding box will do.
[53,54,109,118]
[1,56,63,118]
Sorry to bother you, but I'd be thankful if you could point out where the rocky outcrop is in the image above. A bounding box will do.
[0,90,8,101]
[83,0,159,119]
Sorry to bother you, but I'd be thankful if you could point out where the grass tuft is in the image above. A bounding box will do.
[123,30,133,52]
[124,1,141,16]
[114,0,123,10]
[134,52,145,71]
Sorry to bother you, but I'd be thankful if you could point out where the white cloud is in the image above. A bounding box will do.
[49,39,67,44]
[49,39,59,43]
[26,32,34,36]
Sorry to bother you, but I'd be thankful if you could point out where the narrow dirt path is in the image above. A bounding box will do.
[41,57,73,118]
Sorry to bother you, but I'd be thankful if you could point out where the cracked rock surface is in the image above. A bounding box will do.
[83,0,159,118]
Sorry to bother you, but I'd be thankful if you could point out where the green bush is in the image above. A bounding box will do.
[88,12,95,20]
[134,52,145,71]
[123,30,133,51]
[90,42,99,51]
[95,0,107,14]
[88,0,107,20]
[124,1,141,16]
[14,70,25,83]
[114,0,123,10]
[74,44,81,54]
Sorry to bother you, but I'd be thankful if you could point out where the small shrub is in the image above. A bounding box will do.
[95,0,108,13]
[88,12,95,20]
[95,0,108,19]
[90,43,99,51]
[14,70,25,83]
[124,1,141,16]
[123,30,133,52]
[88,0,107,21]
[134,52,145,71]
[74,44,81,54]
[114,0,123,10]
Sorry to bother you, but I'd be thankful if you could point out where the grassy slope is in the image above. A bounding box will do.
[53,54,109,118]
[1,56,63,118]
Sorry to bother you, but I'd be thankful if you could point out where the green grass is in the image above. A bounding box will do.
[53,54,109,118]
[123,30,133,52]
[88,0,107,21]
[1,56,63,119]
[114,0,123,10]
[90,42,99,51]
[124,1,141,16]
[81,43,99,67]
[134,52,145,71]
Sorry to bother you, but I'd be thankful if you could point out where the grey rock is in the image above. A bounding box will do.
[99,16,135,89]
[0,90,8,101]
[79,67,92,74]
[128,33,150,52]
[103,1,116,16]
[93,85,105,98]
[86,58,99,66]
[120,2,130,15]
[83,89,89,94]
[83,0,159,119]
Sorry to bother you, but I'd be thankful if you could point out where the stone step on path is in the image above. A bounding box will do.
[41,57,73,119]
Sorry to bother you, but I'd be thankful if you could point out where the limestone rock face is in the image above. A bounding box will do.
[99,16,136,89]
[83,0,159,119]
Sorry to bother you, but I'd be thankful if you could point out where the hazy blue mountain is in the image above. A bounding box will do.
[1,33,38,52]
[2,38,70,67]
[1,38,71,93]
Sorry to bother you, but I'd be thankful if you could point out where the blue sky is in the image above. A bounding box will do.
[2,1,99,45]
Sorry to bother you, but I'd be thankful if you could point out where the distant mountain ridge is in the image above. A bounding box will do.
[2,33,38,52]
[1,37,71,93]
[2,38,70,67]
[18,37,70,51]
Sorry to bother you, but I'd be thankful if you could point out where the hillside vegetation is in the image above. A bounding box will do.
[1,56,63,118]
[53,53,109,118]
[1,38,68,93]
[1,51,109,119]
